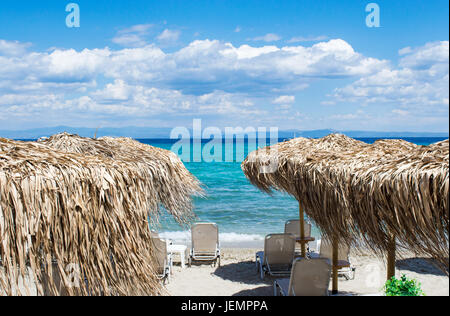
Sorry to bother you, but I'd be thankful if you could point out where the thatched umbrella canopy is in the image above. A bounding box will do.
[0,135,202,296]
[242,134,449,278]
[39,133,202,224]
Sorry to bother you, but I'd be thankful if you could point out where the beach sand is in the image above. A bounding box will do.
[2,248,447,296]
[165,248,449,296]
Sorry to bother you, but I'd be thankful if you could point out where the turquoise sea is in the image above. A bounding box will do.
[141,137,447,247]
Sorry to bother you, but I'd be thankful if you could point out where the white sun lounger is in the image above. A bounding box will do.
[151,236,172,284]
[189,223,221,267]
[255,233,296,280]
[285,219,313,254]
[274,258,332,296]
[310,239,355,280]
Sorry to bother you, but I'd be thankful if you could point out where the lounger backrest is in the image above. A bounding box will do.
[151,237,167,274]
[284,220,312,239]
[264,234,295,266]
[289,258,331,296]
[319,239,350,261]
[191,223,219,254]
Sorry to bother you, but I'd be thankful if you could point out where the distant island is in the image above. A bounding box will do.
[1,126,448,140]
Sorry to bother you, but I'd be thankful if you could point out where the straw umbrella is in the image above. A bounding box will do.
[242,134,448,293]
[0,135,202,296]
[39,133,202,224]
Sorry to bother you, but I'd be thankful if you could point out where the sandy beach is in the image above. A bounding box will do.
[165,248,449,296]
[2,248,448,296]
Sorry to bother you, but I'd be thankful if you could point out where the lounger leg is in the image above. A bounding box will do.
[347,267,355,280]
[260,263,265,280]
[273,282,278,296]
[180,251,186,269]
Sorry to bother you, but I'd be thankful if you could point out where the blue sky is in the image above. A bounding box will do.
[0,0,448,132]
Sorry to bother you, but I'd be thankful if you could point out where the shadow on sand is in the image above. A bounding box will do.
[231,287,359,297]
[396,258,449,276]
[213,260,360,296]
[213,260,271,285]
[231,286,273,296]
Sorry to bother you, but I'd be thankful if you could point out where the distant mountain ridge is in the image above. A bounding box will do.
[0,126,448,140]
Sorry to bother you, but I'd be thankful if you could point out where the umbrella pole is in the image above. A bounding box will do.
[332,237,339,295]
[387,234,396,280]
[299,202,306,258]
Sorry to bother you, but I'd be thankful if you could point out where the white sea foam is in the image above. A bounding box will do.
[159,231,264,246]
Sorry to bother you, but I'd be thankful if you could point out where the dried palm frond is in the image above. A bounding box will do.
[40,133,203,224]
[242,134,449,271]
[0,134,202,296]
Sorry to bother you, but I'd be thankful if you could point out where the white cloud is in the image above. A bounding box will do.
[287,35,328,43]
[273,95,295,104]
[1,37,446,131]
[157,29,180,42]
[0,39,32,56]
[399,41,449,69]
[332,41,449,111]
[220,43,279,59]
[119,24,153,34]
[250,33,281,42]
[112,34,147,47]
[234,26,241,33]
[398,47,412,56]
[112,24,153,47]
[0,38,385,96]
[0,37,388,126]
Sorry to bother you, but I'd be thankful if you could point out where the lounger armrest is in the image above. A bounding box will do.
[308,252,320,259]
[274,279,289,296]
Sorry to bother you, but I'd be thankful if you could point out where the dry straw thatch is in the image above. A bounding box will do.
[40,133,203,224]
[242,134,449,271]
[0,134,202,296]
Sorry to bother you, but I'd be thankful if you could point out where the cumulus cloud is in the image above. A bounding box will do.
[1,37,446,130]
[0,37,388,127]
[112,24,153,47]
[0,38,385,95]
[399,41,449,69]
[0,39,32,56]
[332,41,449,110]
